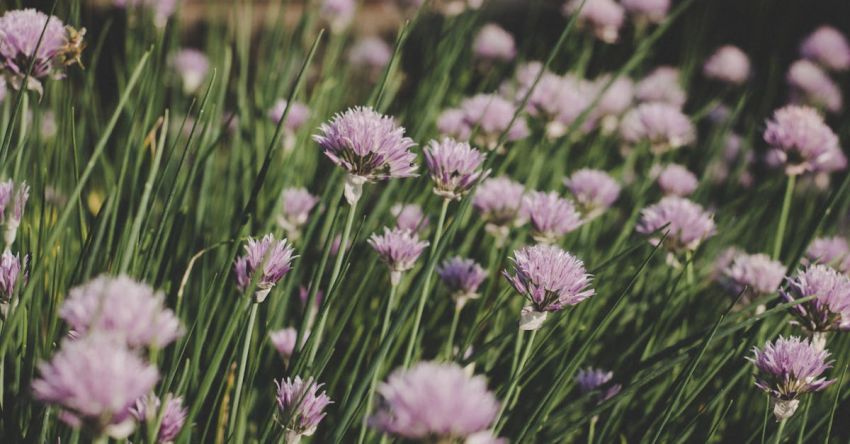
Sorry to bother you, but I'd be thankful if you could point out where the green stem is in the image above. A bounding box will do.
[494,329,538,432]
[774,419,787,444]
[588,415,598,444]
[772,175,796,260]
[228,302,259,437]
[93,435,108,444]
[443,303,462,359]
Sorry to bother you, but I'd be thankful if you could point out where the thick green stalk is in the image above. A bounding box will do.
[227,302,259,438]
[442,303,462,360]
[773,419,786,444]
[772,174,796,260]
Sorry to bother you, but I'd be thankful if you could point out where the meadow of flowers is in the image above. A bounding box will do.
[1,0,850,442]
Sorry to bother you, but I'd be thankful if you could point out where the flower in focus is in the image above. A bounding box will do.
[473,176,526,243]
[805,236,850,272]
[720,252,785,301]
[130,394,188,444]
[270,327,298,361]
[32,334,159,438]
[576,367,622,403]
[391,203,429,234]
[114,0,176,27]
[348,36,392,78]
[786,59,843,113]
[563,0,625,43]
[438,256,487,309]
[0,250,26,306]
[504,244,594,330]
[314,107,417,205]
[634,66,686,108]
[473,23,516,63]
[657,163,698,197]
[564,169,621,221]
[370,361,500,440]
[275,377,332,439]
[276,187,319,240]
[59,274,183,349]
[171,48,208,95]
[622,0,670,24]
[368,227,429,285]
[424,138,489,200]
[703,45,750,85]
[523,191,583,244]
[800,26,850,71]
[636,196,715,255]
[620,102,695,154]
[0,179,29,249]
[234,234,295,302]
[320,0,355,32]
[749,336,834,420]
[763,105,840,176]
[781,265,850,337]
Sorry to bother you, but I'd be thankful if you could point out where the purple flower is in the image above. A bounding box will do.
[438,257,487,308]
[130,394,188,443]
[0,179,29,248]
[564,0,625,43]
[576,367,622,403]
[59,275,183,349]
[114,0,176,27]
[466,432,508,444]
[805,236,850,271]
[370,361,500,440]
[368,227,429,285]
[721,252,785,298]
[800,26,850,72]
[473,24,516,62]
[32,335,159,437]
[270,327,298,361]
[0,250,26,303]
[657,163,698,197]
[437,108,468,139]
[763,105,840,175]
[320,0,355,32]
[456,94,530,150]
[622,0,670,24]
[275,376,332,437]
[171,49,208,94]
[298,285,324,309]
[524,191,583,243]
[314,107,417,205]
[424,138,488,200]
[544,75,597,138]
[0,9,84,95]
[504,244,594,330]
[636,196,715,254]
[787,59,843,113]
[348,37,392,75]
[634,66,686,108]
[782,265,850,334]
[703,45,750,85]
[749,336,834,420]
[564,168,621,220]
[268,99,311,132]
[276,187,319,239]
[620,102,695,154]
[234,234,295,302]
[473,177,526,241]
[592,75,635,122]
[391,203,430,234]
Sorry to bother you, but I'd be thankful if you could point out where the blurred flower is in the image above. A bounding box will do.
[442,94,529,150]
[320,0,355,32]
[657,163,698,197]
[576,367,622,403]
[564,168,621,220]
[32,335,159,438]
[782,265,850,337]
[424,138,489,200]
[275,377,332,439]
[786,59,843,113]
[465,431,508,444]
[720,252,785,299]
[637,196,715,255]
[563,0,625,43]
[268,99,311,132]
[60,274,183,349]
[524,191,583,244]
[171,49,208,95]
[370,361,500,440]
[368,227,429,285]
[391,203,429,234]
[592,75,635,131]
[0,9,85,95]
[298,285,324,309]
[620,102,695,154]
[749,336,834,420]
[276,187,319,240]
[703,45,750,85]
[634,66,686,108]
[0,179,29,249]
[473,176,526,242]
[544,75,597,139]
[800,26,850,71]
[0,250,26,305]
[622,0,670,24]
[234,234,295,302]
[763,105,840,176]
[473,23,516,63]
[805,236,850,272]
[270,327,298,361]
[438,257,487,309]
[435,0,485,16]
[114,0,176,27]
[348,36,392,77]
[314,107,417,205]
[504,244,594,330]
[130,394,187,444]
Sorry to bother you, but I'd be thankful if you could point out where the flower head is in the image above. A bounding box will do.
[564,0,625,43]
[473,176,526,239]
[171,49,208,94]
[453,94,529,149]
[234,234,295,302]
[114,0,176,27]
[348,37,392,75]
[782,265,850,333]
[622,0,670,24]
[787,59,843,113]
[636,196,715,254]
[0,250,26,303]
[523,191,583,243]
[59,275,183,349]
[657,163,698,197]
[544,75,597,138]
[703,45,750,85]
[564,169,621,220]
[276,188,319,239]
[438,257,487,308]
[368,227,429,284]
[391,203,430,234]
[275,377,332,437]
[320,0,355,32]
[424,138,488,199]
[370,361,500,440]
[805,236,850,271]
[800,26,850,71]
[721,252,785,298]
[268,100,311,132]
[130,394,188,444]
[576,367,622,403]
[270,327,298,361]
[635,66,685,107]
[763,105,840,175]
[592,75,635,120]
[0,179,29,248]
[473,23,516,62]
[620,103,695,154]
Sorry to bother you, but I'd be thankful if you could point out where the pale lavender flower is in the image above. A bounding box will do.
[130,394,187,443]
[473,24,516,63]
[268,99,311,132]
[524,191,583,243]
[721,252,785,298]
[0,179,29,248]
[805,236,850,271]
[545,75,597,139]
[504,244,594,330]
[32,335,159,437]
[787,59,843,113]
[114,0,176,27]
[368,227,429,285]
[565,168,621,220]
[457,94,529,150]
[703,45,750,85]
[465,431,508,444]
[270,327,298,361]
[436,0,485,16]
[782,265,850,334]
[499,62,555,117]
[314,107,417,205]
[620,102,695,154]
[576,367,622,403]
[436,108,469,140]
[275,377,332,438]
[370,361,500,440]
[564,0,625,43]
[634,66,686,108]
[276,187,319,239]
[234,234,295,302]
[438,257,487,308]
[0,249,24,308]
[800,26,850,72]
[320,0,355,32]
[749,336,834,420]
[763,105,840,175]
[636,196,715,255]
[622,0,669,24]
[424,138,488,200]
[473,177,526,242]
[171,49,208,94]
[348,37,392,75]
[391,203,430,234]
[592,75,635,126]
[657,163,698,197]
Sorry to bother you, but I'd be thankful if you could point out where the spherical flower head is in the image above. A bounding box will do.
[130,394,188,443]
[459,94,529,149]
[320,0,355,32]
[114,0,176,27]
[234,234,295,302]
[576,367,622,403]
[277,187,319,238]
[0,179,30,248]
[391,203,430,234]
[32,335,159,438]
[275,377,331,437]
[703,45,750,85]
[370,361,500,440]
[368,227,429,285]
[504,244,594,329]
[635,66,686,108]
[657,163,698,197]
[620,103,695,154]
[721,252,785,297]
[565,168,621,220]
[314,107,417,204]
[270,327,298,361]
[473,23,516,62]
[171,49,208,95]
[0,250,26,302]
[564,0,625,43]
[749,336,834,420]
[763,105,840,176]
[59,274,183,349]
[622,0,670,24]
[800,26,850,71]
[424,138,489,200]
[523,191,583,243]
[473,176,526,236]
[438,257,487,308]
[787,59,843,113]
[348,37,392,74]
[805,236,850,271]
[636,196,716,255]
[545,75,597,139]
[268,100,311,132]
[782,265,850,333]
[437,108,470,140]
[593,75,635,119]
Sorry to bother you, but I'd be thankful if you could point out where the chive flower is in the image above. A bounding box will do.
[702,45,750,85]
[171,48,208,95]
[424,138,489,200]
[0,179,29,249]
[234,234,295,302]
[523,191,583,244]
[276,187,319,241]
[368,227,429,285]
[636,196,716,255]
[800,26,850,72]
[473,176,527,243]
[786,59,843,113]
[763,105,840,176]
[438,256,487,309]
[391,203,430,234]
[275,377,332,440]
[657,163,698,197]
[473,23,517,63]
[130,394,188,444]
[563,0,625,44]
[781,265,850,341]
[634,66,686,108]
[564,168,621,221]
[620,103,695,154]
